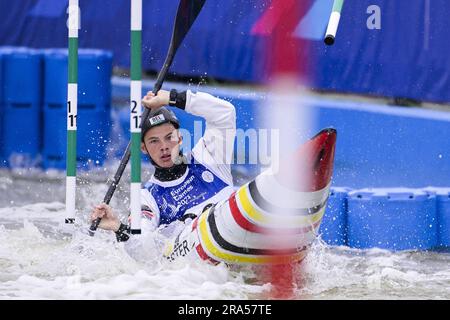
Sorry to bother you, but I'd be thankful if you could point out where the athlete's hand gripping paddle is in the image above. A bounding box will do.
[89,0,206,236]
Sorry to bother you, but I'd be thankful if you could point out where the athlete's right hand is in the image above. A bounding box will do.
[90,203,121,232]
[142,90,170,110]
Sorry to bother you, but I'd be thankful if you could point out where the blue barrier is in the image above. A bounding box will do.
[43,108,111,169]
[0,47,20,166]
[347,188,438,251]
[2,49,42,167]
[320,187,351,246]
[313,99,450,188]
[112,79,450,188]
[42,49,113,169]
[0,51,4,166]
[3,49,42,107]
[436,191,450,247]
[3,1,450,103]
[44,49,112,110]
[425,188,450,248]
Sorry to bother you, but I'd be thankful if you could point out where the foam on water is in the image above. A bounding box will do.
[0,171,449,299]
[296,241,450,299]
[0,200,269,299]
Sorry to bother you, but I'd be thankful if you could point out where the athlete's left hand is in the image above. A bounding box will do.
[90,203,120,232]
[142,90,170,109]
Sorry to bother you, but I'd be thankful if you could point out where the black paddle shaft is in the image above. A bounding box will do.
[89,0,206,235]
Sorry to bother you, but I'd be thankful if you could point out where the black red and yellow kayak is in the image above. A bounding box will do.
[165,128,337,265]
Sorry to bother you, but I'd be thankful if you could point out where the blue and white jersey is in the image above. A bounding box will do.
[139,90,236,230]
[143,157,233,225]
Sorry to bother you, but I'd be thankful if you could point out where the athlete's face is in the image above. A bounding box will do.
[141,123,182,168]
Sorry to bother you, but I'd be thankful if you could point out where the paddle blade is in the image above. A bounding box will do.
[153,0,206,93]
[172,0,206,51]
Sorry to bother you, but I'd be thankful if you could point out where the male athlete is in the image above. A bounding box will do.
[90,89,236,259]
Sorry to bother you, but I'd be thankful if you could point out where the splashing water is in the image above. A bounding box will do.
[0,169,449,299]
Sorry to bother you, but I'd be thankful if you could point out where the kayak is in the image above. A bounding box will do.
[163,128,337,265]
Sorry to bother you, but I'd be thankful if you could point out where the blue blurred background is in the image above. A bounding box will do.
[1,0,449,185]
[2,0,450,102]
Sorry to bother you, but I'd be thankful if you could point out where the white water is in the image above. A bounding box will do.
[0,170,449,300]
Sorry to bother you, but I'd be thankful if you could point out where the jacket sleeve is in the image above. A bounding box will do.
[185,90,236,185]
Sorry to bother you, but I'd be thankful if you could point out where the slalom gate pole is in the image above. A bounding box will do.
[324,0,344,45]
[130,0,142,234]
[65,0,79,225]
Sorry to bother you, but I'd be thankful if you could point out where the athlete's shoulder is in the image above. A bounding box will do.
[190,146,232,185]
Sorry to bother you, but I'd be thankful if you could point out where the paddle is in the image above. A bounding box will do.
[89,0,207,236]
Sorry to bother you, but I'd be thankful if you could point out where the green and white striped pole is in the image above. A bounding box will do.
[66,0,79,224]
[324,0,344,45]
[130,0,142,234]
